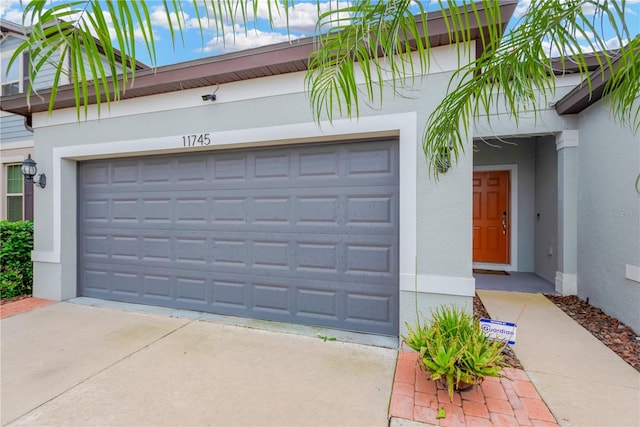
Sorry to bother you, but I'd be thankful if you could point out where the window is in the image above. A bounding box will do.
[1,51,26,96]
[6,164,24,221]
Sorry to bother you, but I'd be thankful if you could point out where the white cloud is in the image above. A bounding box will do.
[202,25,297,53]
[1,8,26,24]
[150,6,194,31]
[514,0,640,19]
[513,0,531,18]
[200,1,351,35]
[542,35,628,58]
[256,1,351,34]
[0,0,30,25]
[576,30,595,40]
[134,26,161,42]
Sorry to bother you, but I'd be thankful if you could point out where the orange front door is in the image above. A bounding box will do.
[473,171,510,264]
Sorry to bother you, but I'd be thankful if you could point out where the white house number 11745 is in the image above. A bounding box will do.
[182,133,211,147]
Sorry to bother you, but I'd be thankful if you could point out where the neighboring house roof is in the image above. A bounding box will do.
[1,18,148,72]
[0,18,27,35]
[0,1,517,119]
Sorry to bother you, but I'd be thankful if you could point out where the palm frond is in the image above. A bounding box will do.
[11,0,289,116]
[423,0,639,177]
[7,0,638,178]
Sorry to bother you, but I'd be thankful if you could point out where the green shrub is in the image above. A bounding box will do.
[0,220,34,298]
[403,305,508,402]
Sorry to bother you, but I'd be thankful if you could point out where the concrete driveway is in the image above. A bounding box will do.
[1,301,397,426]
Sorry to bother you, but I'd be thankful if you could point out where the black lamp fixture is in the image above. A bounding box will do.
[435,142,453,174]
[21,154,46,188]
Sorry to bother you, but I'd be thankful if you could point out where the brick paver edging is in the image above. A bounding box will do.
[0,298,56,319]
[390,351,558,426]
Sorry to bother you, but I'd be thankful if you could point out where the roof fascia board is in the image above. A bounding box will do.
[555,54,620,115]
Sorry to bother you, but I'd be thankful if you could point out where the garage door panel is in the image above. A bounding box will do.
[82,163,109,185]
[254,153,290,179]
[253,240,292,270]
[213,155,247,180]
[113,272,139,296]
[296,242,338,272]
[81,142,397,189]
[176,276,208,303]
[79,140,399,335]
[296,288,339,319]
[84,199,109,222]
[212,279,248,308]
[112,163,139,184]
[112,199,139,222]
[80,268,398,334]
[253,196,291,224]
[80,233,397,283]
[346,194,394,225]
[175,158,208,183]
[345,244,394,276]
[346,292,392,323]
[347,147,393,176]
[111,235,139,260]
[208,187,396,225]
[82,268,109,292]
[212,197,247,224]
[298,151,339,177]
[142,274,172,300]
[253,283,291,314]
[298,196,338,224]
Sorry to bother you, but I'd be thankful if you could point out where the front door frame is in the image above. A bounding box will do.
[472,164,518,272]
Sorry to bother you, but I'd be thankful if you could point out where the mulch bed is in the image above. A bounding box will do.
[0,294,32,305]
[544,294,640,372]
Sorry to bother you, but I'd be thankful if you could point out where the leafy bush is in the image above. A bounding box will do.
[0,221,34,298]
[403,305,508,402]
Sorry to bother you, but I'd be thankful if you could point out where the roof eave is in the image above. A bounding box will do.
[1,1,517,118]
[555,54,620,115]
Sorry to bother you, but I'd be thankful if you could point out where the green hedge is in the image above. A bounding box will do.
[0,221,34,298]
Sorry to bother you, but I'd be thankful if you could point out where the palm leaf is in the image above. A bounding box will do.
[8,0,638,176]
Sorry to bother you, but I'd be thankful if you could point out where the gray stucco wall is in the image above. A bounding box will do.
[473,138,536,272]
[576,101,640,333]
[534,136,558,283]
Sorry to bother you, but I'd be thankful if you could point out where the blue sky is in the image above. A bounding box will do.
[1,0,639,67]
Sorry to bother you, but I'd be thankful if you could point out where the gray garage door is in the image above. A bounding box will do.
[78,140,399,335]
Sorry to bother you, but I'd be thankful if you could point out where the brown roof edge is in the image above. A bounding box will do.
[554,53,622,115]
[1,19,28,36]
[0,1,517,118]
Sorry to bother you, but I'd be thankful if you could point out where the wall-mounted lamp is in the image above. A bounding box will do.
[435,142,453,174]
[201,83,219,102]
[21,154,46,189]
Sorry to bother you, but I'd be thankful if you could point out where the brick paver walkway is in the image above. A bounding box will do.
[0,297,55,319]
[390,351,558,426]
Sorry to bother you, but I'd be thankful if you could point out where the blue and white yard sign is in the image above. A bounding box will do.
[480,318,517,345]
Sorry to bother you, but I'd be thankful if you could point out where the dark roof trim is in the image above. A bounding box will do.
[0,1,517,118]
[548,52,614,76]
[1,19,27,36]
[554,53,622,115]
